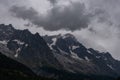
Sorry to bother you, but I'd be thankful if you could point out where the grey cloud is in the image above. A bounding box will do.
[2,0,120,59]
[48,0,57,5]
[0,0,28,6]
[88,0,120,25]
[24,23,33,27]
[10,2,92,31]
[10,6,39,20]
[94,8,113,25]
[83,0,120,59]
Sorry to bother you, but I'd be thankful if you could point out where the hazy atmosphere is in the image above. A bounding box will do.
[0,0,120,60]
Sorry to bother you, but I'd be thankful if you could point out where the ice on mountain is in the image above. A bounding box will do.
[87,50,93,54]
[14,48,21,58]
[72,45,79,50]
[13,39,25,45]
[107,64,114,70]
[25,44,28,47]
[49,38,57,49]
[96,56,101,59]
[85,56,90,62]
[51,38,57,46]
[70,50,83,60]
[58,48,69,55]
[0,40,8,44]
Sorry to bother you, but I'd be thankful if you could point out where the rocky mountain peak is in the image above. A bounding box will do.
[0,24,15,40]
[0,24,120,78]
[63,33,76,40]
[0,24,62,75]
[0,24,14,31]
[43,33,120,77]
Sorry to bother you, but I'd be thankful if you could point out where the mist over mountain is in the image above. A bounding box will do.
[0,0,120,80]
[0,24,119,80]
[43,33,120,77]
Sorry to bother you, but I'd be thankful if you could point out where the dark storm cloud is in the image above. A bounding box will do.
[10,6,39,20]
[10,2,92,31]
[48,0,57,5]
[2,0,120,59]
[92,8,113,25]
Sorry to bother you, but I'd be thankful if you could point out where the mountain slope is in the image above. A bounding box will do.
[0,24,62,76]
[0,24,119,79]
[0,50,114,80]
[0,51,35,75]
[43,34,120,77]
[0,52,57,80]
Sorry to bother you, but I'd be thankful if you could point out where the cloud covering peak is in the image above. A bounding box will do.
[10,1,92,31]
[1,0,120,59]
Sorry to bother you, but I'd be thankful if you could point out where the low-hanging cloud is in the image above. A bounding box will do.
[2,0,120,59]
[10,2,92,31]
[48,0,57,5]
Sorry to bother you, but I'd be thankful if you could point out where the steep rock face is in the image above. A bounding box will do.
[0,24,62,75]
[0,52,58,80]
[43,34,120,77]
[0,51,115,80]
[0,24,120,78]
[0,52,36,79]
[0,24,15,40]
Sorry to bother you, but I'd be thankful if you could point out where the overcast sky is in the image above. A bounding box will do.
[0,0,120,60]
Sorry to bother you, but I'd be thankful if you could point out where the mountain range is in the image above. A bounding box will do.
[0,24,120,80]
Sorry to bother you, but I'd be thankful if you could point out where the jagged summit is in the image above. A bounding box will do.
[0,24,62,75]
[63,33,76,39]
[43,33,120,77]
[44,33,76,39]
[0,24,15,33]
[0,24,120,78]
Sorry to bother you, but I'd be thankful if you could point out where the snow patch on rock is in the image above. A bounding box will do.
[14,48,21,58]
[0,40,8,44]
[107,64,114,70]
[87,50,93,54]
[70,50,83,60]
[85,56,90,62]
[13,39,24,45]
[72,45,79,50]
